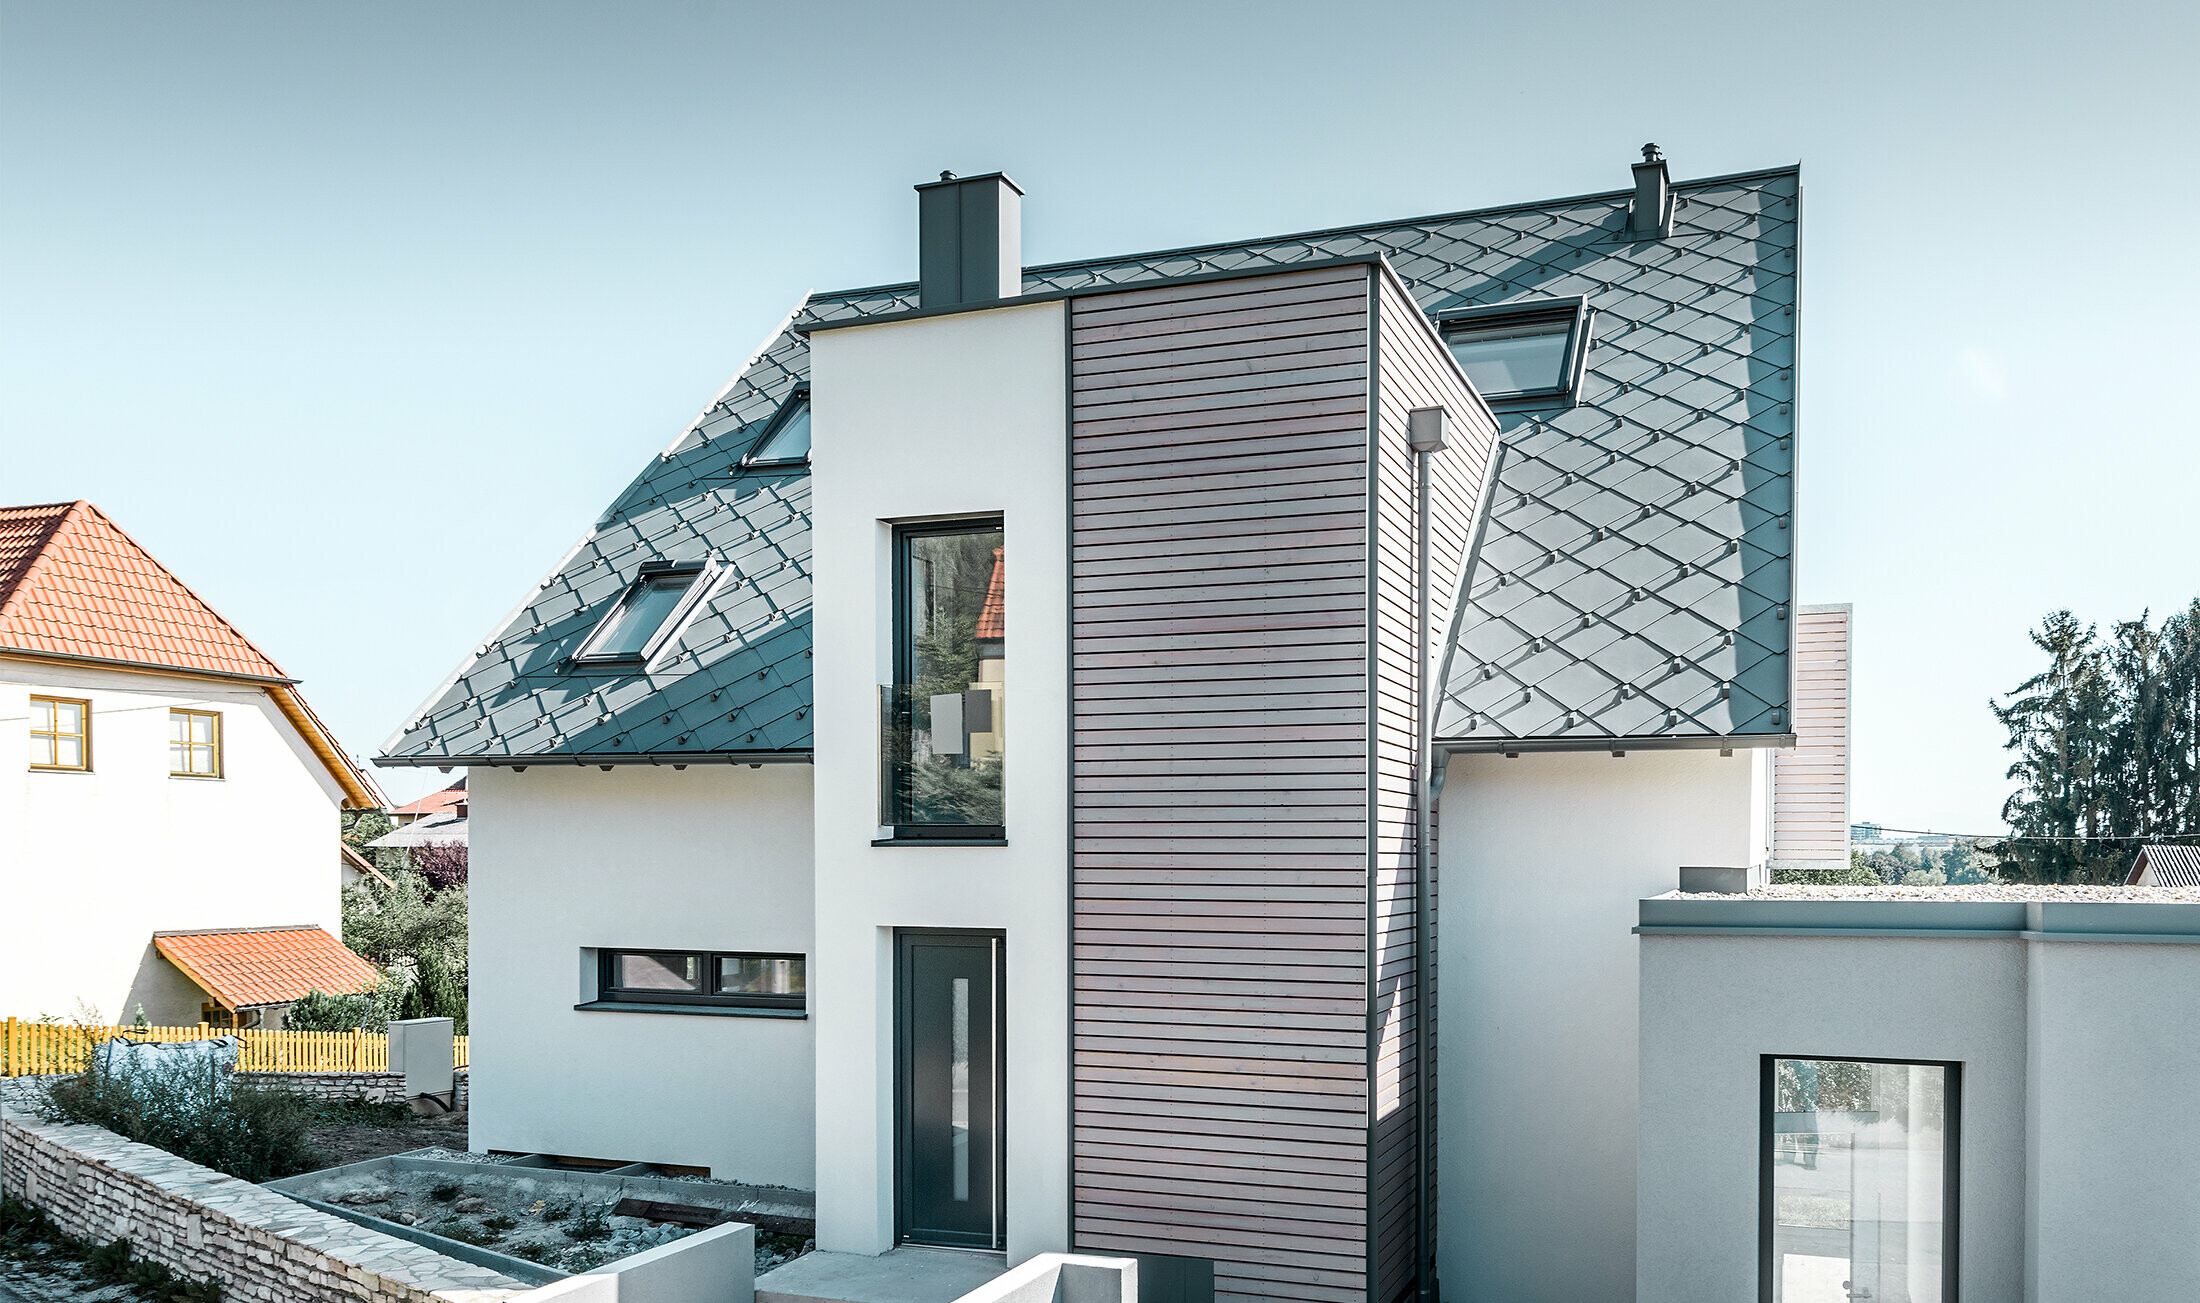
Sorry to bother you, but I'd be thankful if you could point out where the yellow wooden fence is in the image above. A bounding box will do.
[1,1018,469,1077]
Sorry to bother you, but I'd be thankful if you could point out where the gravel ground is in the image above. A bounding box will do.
[297,1160,811,1275]
[1667,883,2200,902]
[306,1110,468,1168]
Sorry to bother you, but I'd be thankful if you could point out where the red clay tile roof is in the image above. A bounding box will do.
[975,548,1005,641]
[0,500,385,808]
[0,500,287,680]
[389,779,467,820]
[153,926,379,1010]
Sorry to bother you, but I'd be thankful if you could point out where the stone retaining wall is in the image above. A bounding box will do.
[0,1069,467,1110]
[0,1108,526,1302]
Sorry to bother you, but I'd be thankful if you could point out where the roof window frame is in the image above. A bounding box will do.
[1432,295,1595,408]
[569,558,720,671]
[742,387,812,469]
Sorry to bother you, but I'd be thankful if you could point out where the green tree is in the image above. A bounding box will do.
[342,807,394,850]
[341,869,468,1032]
[1993,611,2120,882]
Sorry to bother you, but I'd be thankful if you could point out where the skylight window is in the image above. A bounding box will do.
[574,562,713,665]
[1436,297,1592,405]
[746,391,811,466]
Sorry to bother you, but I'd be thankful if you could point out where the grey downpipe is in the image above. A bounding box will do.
[1415,445,1438,1303]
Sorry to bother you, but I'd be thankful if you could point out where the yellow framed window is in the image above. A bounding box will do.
[170,708,222,777]
[30,696,91,771]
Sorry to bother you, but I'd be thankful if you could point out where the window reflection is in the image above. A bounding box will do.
[1769,1058,1952,1303]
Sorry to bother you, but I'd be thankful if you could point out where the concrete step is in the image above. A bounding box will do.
[757,1246,1007,1303]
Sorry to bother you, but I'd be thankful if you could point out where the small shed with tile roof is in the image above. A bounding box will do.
[153,926,379,1024]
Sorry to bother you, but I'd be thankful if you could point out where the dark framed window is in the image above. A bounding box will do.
[573,560,714,667]
[745,390,811,467]
[880,518,1005,840]
[1435,296,1593,406]
[598,949,805,1010]
[1762,1056,1959,1303]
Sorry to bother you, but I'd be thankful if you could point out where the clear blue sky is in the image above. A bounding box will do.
[5,1,2195,824]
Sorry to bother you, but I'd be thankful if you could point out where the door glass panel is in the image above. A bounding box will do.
[951,976,971,1202]
[1769,1059,1950,1303]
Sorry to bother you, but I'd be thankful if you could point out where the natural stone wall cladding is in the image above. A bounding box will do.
[0,1111,525,1302]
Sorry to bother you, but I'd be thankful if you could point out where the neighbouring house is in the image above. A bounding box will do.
[340,839,393,889]
[2125,842,2200,887]
[0,500,385,1030]
[387,777,466,826]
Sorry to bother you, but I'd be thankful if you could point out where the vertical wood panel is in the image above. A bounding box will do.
[1366,274,1498,1302]
[1773,606,1852,863]
[1072,266,1376,1302]
[1070,265,1499,1303]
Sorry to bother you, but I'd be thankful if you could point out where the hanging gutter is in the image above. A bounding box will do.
[375,749,814,768]
[1437,732,1796,755]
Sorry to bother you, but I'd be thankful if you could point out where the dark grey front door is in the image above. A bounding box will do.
[896,930,1004,1249]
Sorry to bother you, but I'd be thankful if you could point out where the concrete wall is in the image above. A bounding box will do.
[2026,939,2200,1302]
[0,663,346,1025]
[1433,747,1768,1303]
[1638,933,2028,1302]
[808,300,1071,1261]
[468,763,815,1187]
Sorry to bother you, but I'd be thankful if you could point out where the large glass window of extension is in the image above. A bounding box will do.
[1764,1057,1958,1303]
[30,696,90,771]
[1436,296,1592,406]
[594,949,805,1013]
[881,518,1005,840]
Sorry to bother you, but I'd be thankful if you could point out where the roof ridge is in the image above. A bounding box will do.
[0,500,86,621]
[811,164,1804,306]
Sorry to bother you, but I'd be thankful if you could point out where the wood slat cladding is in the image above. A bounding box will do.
[1772,606,1852,863]
[1365,276,1496,1303]
[1068,263,1497,1303]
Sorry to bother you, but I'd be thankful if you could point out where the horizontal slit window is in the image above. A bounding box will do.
[599,949,806,1010]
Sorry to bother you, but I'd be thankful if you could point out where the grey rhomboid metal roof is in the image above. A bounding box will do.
[380,163,1798,766]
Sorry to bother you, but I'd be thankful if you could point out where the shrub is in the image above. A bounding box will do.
[566,1203,611,1242]
[38,1052,321,1184]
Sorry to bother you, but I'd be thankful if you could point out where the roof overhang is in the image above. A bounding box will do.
[1437,732,1796,756]
[375,748,814,769]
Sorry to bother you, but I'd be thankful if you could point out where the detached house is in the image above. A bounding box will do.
[385,150,1823,1300]
[1,501,385,1029]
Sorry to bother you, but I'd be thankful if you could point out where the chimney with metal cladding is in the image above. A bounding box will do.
[1630,143,1672,239]
[917,170,1025,308]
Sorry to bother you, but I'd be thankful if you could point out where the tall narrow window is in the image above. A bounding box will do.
[574,561,712,666]
[1764,1057,1957,1303]
[881,519,1005,838]
[30,696,90,771]
[170,709,222,777]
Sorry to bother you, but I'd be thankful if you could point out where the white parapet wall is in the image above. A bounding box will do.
[946,1253,1139,1303]
[517,1223,755,1303]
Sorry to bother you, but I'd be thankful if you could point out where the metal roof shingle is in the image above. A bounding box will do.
[382,165,1799,763]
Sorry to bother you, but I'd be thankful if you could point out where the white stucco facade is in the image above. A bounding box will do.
[466,763,817,1186]
[1637,907,2200,1303]
[807,301,1071,1261]
[0,662,346,1026]
[1433,746,1772,1303]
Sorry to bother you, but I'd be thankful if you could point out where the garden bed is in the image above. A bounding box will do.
[266,1151,813,1279]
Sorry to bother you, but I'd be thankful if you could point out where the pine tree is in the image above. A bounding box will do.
[1992,611,2117,881]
